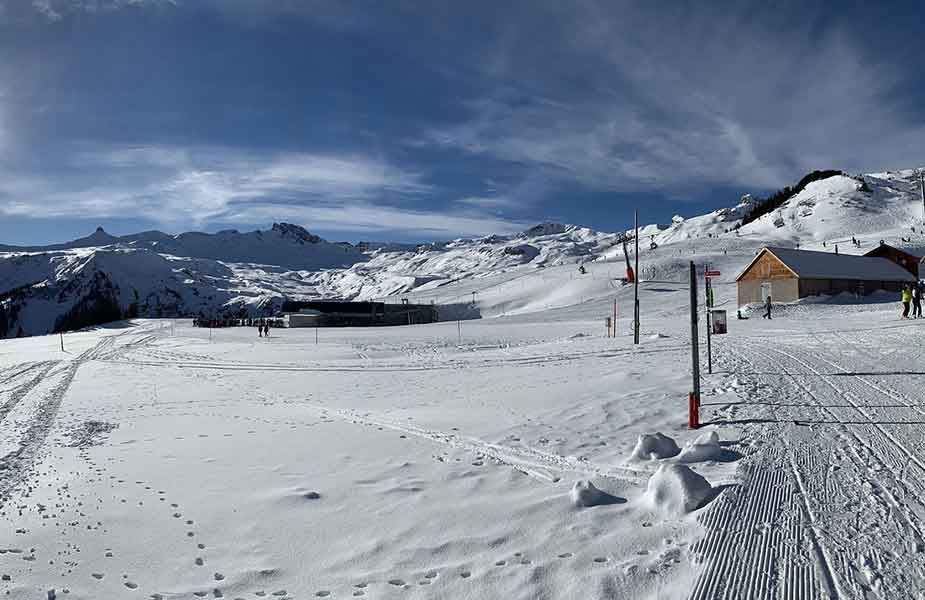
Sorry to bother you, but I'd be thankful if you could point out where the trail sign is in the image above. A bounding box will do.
[705,270,721,277]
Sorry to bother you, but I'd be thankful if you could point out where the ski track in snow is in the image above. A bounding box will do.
[0,327,161,507]
[693,330,925,599]
[309,403,650,484]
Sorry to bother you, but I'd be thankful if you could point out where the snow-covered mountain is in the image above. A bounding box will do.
[2,168,924,338]
[0,223,366,338]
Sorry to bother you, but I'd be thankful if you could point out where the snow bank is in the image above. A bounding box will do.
[569,480,622,508]
[629,432,680,461]
[677,430,723,463]
[644,464,714,515]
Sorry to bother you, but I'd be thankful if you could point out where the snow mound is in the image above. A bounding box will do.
[644,464,714,515]
[677,430,723,463]
[648,333,669,340]
[569,480,622,508]
[630,432,681,461]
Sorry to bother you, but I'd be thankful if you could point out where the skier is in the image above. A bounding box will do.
[264,322,270,337]
[578,265,587,275]
[763,295,772,320]
[257,320,264,337]
[913,283,922,319]
[901,285,912,319]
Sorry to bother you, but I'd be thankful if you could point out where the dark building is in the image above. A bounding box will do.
[863,242,921,278]
[280,300,439,327]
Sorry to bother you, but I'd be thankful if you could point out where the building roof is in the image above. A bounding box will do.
[736,246,916,282]
[863,242,922,260]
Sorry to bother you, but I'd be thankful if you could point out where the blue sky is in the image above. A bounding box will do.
[1,0,924,245]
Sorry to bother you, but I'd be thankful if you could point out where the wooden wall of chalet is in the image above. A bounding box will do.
[737,250,799,306]
[738,251,796,282]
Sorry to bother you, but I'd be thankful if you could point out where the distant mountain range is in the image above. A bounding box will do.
[2,167,924,338]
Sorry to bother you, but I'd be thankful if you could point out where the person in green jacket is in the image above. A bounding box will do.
[901,285,912,319]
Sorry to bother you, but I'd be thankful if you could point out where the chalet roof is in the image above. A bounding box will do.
[736,247,915,282]
[863,242,922,259]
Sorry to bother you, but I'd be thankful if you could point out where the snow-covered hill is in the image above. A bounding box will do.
[2,168,923,338]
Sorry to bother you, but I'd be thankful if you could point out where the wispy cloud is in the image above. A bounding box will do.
[0,144,527,237]
[417,2,925,194]
[456,195,519,210]
[30,0,61,21]
[16,0,359,26]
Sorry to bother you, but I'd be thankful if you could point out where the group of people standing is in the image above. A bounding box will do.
[901,282,924,319]
[257,319,272,337]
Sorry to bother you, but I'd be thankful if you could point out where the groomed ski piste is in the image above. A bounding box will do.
[3,170,925,598]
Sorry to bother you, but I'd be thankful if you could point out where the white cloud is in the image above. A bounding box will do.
[456,196,519,210]
[222,202,528,238]
[31,0,61,20]
[0,144,527,238]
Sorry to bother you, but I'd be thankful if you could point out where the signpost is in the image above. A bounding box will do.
[711,310,728,335]
[704,269,720,375]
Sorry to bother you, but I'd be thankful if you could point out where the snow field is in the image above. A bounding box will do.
[0,312,739,600]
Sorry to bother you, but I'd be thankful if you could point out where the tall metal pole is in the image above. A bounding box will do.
[920,169,925,221]
[689,261,701,428]
[634,210,640,344]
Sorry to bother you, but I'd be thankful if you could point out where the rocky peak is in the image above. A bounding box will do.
[271,223,322,244]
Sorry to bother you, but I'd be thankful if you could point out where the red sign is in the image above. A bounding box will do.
[705,270,721,277]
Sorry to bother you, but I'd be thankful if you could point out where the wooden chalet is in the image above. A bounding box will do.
[736,246,915,306]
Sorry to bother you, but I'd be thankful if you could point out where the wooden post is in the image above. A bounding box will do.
[689,261,701,428]
[60,332,64,352]
[612,299,617,338]
[315,326,318,345]
[457,319,461,344]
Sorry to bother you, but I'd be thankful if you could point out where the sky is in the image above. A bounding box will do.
[1,0,924,245]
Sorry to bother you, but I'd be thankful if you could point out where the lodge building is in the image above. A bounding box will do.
[736,245,917,306]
